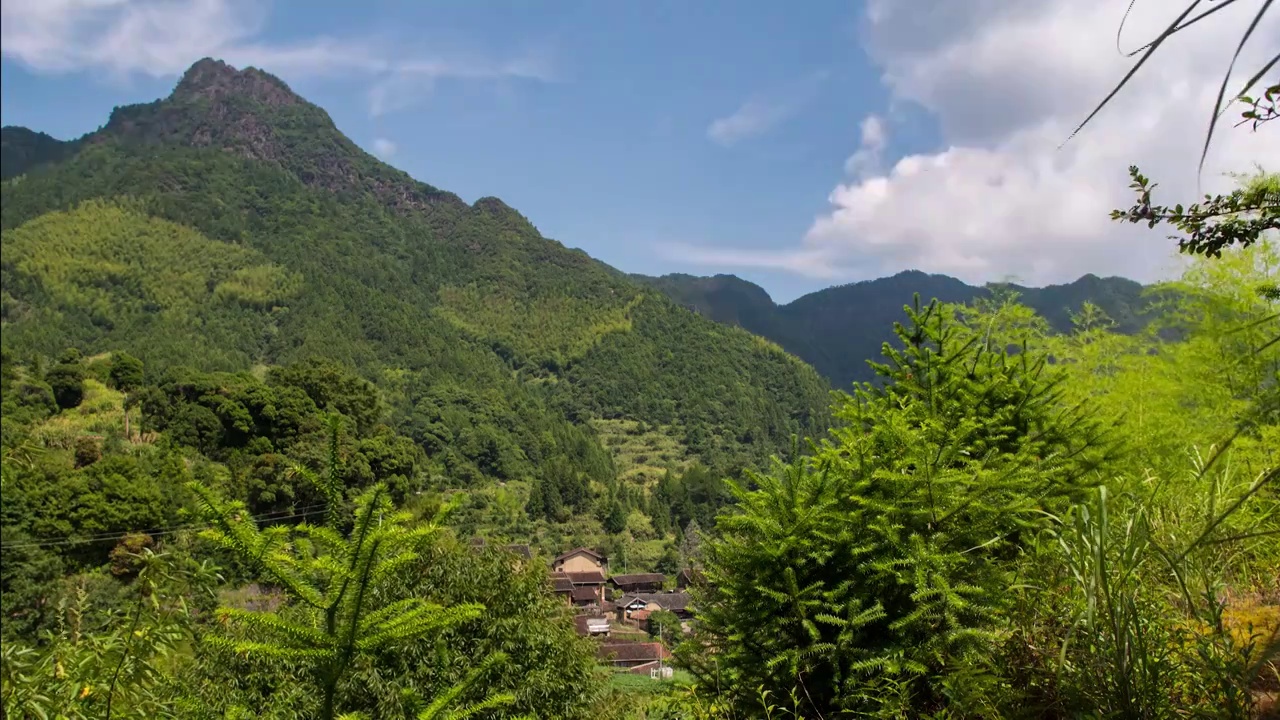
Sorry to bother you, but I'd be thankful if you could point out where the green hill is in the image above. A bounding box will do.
[634,269,1153,388]
[0,59,829,507]
[0,126,78,181]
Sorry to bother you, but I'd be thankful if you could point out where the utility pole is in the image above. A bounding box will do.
[657,623,664,680]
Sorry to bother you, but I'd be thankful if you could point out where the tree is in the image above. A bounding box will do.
[678,519,703,570]
[362,540,604,719]
[109,352,145,393]
[1067,2,1277,259]
[648,609,682,642]
[47,355,86,410]
[603,498,627,534]
[188,416,518,720]
[685,298,1112,717]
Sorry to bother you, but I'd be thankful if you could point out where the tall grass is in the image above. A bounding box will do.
[1031,444,1279,719]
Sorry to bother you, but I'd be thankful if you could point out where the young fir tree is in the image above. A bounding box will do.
[189,416,523,720]
[684,297,1113,717]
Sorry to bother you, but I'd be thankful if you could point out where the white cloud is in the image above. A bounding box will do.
[658,242,852,279]
[686,0,1280,286]
[365,53,554,118]
[707,71,828,146]
[843,115,887,178]
[0,0,554,116]
[372,137,396,158]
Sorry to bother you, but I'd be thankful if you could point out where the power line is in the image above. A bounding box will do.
[0,503,333,551]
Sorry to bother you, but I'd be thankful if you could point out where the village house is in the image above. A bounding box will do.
[614,591,693,625]
[566,570,608,606]
[608,573,665,595]
[549,570,608,608]
[551,547,608,575]
[550,572,575,599]
[547,547,609,607]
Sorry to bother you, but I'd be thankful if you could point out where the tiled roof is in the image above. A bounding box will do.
[609,573,666,588]
[552,546,605,563]
[566,570,607,585]
[617,592,692,612]
[571,586,600,602]
[550,573,574,593]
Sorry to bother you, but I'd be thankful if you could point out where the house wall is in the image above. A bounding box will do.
[555,554,603,574]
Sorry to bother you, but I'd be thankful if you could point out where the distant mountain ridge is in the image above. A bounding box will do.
[0,127,80,181]
[633,269,1152,388]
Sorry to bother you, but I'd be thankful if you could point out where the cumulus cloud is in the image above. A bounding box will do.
[372,137,396,158]
[707,71,828,146]
[0,0,554,116]
[689,0,1280,285]
[843,115,887,178]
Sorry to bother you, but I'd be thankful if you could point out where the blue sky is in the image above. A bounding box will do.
[2,0,1274,301]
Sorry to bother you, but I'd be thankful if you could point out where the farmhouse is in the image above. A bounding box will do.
[551,547,608,575]
[614,591,693,622]
[608,573,665,594]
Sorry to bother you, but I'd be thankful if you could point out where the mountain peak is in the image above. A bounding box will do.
[172,57,300,108]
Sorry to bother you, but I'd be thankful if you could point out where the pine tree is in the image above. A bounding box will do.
[678,519,703,570]
[686,297,1113,717]
[189,415,519,720]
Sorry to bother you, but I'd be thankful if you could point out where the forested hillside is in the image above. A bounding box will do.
[635,269,1153,388]
[0,58,830,567]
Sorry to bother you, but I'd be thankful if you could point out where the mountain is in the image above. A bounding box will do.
[634,269,1153,389]
[0,58,831,493]
[0,126,78,181]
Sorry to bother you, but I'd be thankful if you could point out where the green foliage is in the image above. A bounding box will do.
[564,296,829,466]
[362,539,605,719]
[5,55,1276,720]
[648,609,682,640]
[47,354,86,410]
[0,548,219,720]
[686,298,1112,717]
[435,284,639,371]
[1112,167,1279,258]
[187,419,514,720]
[1049,468,1276,717]
[108,351,145,393]
[1,200,300,370]
[3,449,185,567]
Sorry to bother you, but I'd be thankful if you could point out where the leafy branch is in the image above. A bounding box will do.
[1110,166,1280,257]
